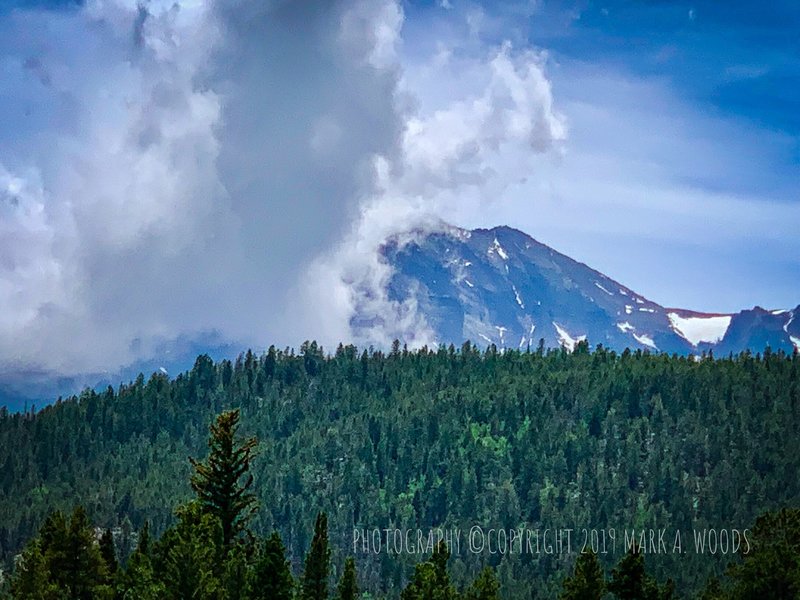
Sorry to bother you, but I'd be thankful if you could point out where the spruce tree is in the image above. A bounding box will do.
[301,512,331,600]
[337,557,359,600]
[154,502,224,599]
[9,540,60,600]
[723,507,800,599]
[560,550,605,600]
[137,521,150,557]
[463,566,501,600]
[401,542,458,600]
[115,520,165,599]
[98,528,117,576]
[190,409,258,547]
[248,532,294,600]
[51,507,110,599]
[14,507,111,600]
[608,546,646,599]
[607,545,661,600]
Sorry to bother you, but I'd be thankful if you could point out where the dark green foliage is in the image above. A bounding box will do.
[152,501,224,600]
[721,507,800,599]
[698,577,725,600]
[608,545,664,600]
[8,541,61,600]
[336,557,358,600]
[1,344,799,597]
[221,543,250,600]
[98,529,116,576]
[3,400,799,599]
[247,533,294,600]
[190,410,258,547]
[10,507,111,600]
[560,551,605,600]
[301,512,331,600]
[114,549,164,600]
[463,566,500,600]
[400,542,458,600]
[136,521,150,557]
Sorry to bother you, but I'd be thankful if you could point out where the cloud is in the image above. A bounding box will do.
[0,0,406,377]
[301,32,566,348]
[0,0,567,382]
[479,62,800,313]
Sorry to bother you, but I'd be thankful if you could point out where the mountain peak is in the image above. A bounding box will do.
[381,223,799,355]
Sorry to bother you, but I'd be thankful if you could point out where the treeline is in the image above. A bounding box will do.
[3,410,797,599]
[0,342,799,596]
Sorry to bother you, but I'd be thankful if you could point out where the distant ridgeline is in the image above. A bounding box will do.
[0,342,799,598]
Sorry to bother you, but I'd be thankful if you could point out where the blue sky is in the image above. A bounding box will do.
[399,0,799,312]
[0,0,798,386]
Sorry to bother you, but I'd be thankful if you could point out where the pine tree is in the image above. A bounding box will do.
[401,542,458,600]
[62,507,110,599]
[98,529,117,576]
[301,512,331,600]
[723,507,800,599]
[607,545,660,600]
[115,520,165,599]
[560,550,605,600]
[137,521,150,557]
[154,502,224,600]
[8,540,60,600]
[190,409,259,547]
[14,507,111,600]
[337,557,359,600]
[463,566,500,600]
[247,532,294,600]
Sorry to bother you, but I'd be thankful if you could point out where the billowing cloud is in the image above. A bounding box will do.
[301,35,567,348]
[0,0,565,386]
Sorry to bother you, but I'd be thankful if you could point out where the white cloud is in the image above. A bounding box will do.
[0,0,410,377]
[472,62,800,312]
[0,0,572,381]
[300,28,566,349]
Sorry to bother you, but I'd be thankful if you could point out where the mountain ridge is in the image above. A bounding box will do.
[2,223,796,411]
[382,224,799,355]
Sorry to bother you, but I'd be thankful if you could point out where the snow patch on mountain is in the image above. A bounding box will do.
[553,322,585,352]
[668,312,732,345]
[634,333,657,350]
[617,322,634,333]
[489,238,509,260]
[594,281,613,296]
[512,285,525,308]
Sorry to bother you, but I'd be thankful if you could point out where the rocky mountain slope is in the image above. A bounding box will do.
[383,225,800,355]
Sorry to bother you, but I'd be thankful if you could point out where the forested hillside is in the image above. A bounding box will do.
[1,342,799,597]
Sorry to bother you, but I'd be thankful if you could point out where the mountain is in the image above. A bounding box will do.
[0,334,240,413]
[383,225,800,355]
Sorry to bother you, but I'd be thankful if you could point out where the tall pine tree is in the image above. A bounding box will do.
[301,512,331,600]
[98,528,117,577]
[248,532,294,600]
[337,557,359,600]
[560,550,605,600]
[190,409,258,547]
